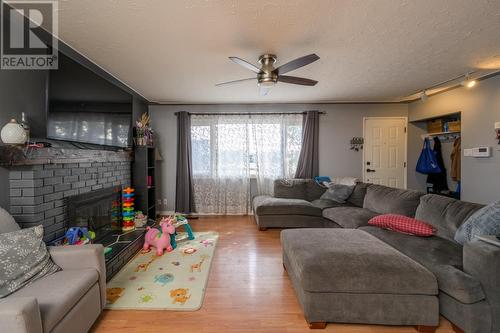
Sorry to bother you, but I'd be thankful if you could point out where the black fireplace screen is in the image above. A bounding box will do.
[66,186,122,241]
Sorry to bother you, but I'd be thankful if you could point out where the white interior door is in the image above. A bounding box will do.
[363,117,407,189]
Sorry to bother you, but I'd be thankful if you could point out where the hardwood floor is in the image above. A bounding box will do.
[91,215,455,333]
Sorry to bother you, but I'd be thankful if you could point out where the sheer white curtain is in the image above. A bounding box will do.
[191,113,302,214]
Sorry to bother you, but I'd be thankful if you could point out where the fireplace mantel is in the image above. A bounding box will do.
[0,145,133,167]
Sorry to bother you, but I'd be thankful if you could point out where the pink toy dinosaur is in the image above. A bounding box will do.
[143,218,176,256]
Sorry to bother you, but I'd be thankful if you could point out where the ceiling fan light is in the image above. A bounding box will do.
[258,81,275,87]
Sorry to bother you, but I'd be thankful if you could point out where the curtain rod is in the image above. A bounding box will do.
[174,111,325,116]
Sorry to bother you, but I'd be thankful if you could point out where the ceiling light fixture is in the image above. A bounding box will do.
[409,71,481,101]
[461,73,477,88]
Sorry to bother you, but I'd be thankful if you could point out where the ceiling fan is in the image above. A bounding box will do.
[216,53,320,96]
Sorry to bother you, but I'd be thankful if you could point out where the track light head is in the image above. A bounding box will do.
[461,73,477,88]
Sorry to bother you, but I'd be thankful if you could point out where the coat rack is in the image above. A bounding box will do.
[421,130,461,142]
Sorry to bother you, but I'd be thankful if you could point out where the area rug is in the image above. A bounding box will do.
[105,231,218,311]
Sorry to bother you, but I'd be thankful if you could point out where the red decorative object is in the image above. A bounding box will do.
[368,214,436,236]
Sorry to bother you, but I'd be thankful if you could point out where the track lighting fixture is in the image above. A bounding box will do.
[410,71,482,101]
[461,73,477,88]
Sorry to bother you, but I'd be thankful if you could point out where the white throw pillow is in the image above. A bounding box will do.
[323,176,359,187]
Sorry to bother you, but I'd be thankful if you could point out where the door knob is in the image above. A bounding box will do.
[366,169,376,172]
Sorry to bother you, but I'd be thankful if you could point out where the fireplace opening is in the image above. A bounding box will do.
[66,186,122,242]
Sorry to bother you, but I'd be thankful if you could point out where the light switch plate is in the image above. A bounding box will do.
[464,148,473,157]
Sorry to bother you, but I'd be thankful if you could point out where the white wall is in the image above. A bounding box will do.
[150,103,407,211]
[407,74,500,204]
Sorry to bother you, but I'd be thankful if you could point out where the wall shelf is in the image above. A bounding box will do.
[421,130,461,139]
[133,146,156,218]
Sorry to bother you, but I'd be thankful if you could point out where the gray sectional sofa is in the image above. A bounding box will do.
[254,179,500,333]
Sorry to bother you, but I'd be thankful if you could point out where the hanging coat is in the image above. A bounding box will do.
[426,137,449,193]
[450,137,461,181]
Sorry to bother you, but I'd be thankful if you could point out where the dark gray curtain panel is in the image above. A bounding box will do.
[175,111,195,213]
[294,111,319,178]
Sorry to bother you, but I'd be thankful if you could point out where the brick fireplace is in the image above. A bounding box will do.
[1,147,145,280]
[7,153,132,243]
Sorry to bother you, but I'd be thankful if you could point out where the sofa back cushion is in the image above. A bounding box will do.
[274,179,308,200]
[0,207,20,234]
[363,185,424,217]
[305,180,327,201]
[415,194,484,242]
[347,182,371,207]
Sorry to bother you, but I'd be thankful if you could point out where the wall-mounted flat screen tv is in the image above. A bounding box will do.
[47,53,133,148]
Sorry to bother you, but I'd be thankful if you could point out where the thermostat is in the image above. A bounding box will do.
[472,146,492,157]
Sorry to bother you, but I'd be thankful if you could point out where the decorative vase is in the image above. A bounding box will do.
[136,136,145,146]
[1,119,27,145]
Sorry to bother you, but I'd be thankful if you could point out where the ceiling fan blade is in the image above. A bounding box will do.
[259,85,271,96]
[228,57,261,73]
[278,75,318,86]
[274,53,320,75]
[215,77,256,86]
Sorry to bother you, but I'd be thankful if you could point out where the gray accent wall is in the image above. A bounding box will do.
[0,70,48,140]
[407,75,500,204]
[150,103,408,211]
[0,69,48,210]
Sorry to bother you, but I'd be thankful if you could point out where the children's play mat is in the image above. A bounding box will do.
[105,231,218,311]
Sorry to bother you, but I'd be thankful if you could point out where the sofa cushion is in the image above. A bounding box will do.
[281,229,437,295]
[0,207,19,234]
[346,182,371,207]
[360,226,485,304]
[10,268,99,332]
[305,180,328,201]
[273,179,308,200]
[311,199,352,210]
[323,206,379,229]
[415,194,483,242]
[363,185,424,217]
[368,214,436,236]
[253,195,322,216]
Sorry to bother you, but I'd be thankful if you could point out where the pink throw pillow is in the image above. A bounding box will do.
[368,214,436,236]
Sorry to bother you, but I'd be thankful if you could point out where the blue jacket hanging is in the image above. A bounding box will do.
[416,138,442,174]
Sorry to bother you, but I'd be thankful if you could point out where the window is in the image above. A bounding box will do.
[190,113,302,214]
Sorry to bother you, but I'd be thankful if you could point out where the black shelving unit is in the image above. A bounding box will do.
[133,146,156,219]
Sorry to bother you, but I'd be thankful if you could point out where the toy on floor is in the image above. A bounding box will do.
[143,217,176,255]
[169,214,195,249]
[122,187,136,231]
[64,227,95,245]
[134,211,148,227]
